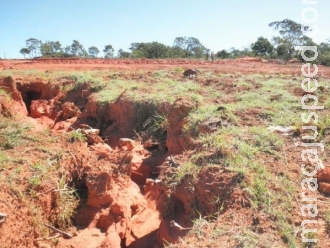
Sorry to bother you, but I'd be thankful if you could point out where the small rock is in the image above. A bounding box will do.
[143,139,159,149]
[91,143,113,158]
[319,182,330,194]
[0,212,8,223]
[199,117,221,134]
[81,129,102,144]
[62,102,81,120]
[267,126,296,136]
[118,138,135,151]
[36,243,51,248]
[183,69,199,78]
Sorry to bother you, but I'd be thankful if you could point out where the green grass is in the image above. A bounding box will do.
[0,151,9,170]
[173,67,184,73]
[233,228,260,248]
[0,88,9,98]
[302,232,318,248]
[168,161,199,187]
[277,218,297,248]
[143,112,169,141]
[67,129,87,143]
[96,79,140,103]
[0,118,32,149]
[249,173,272,209]
[52,175,79,229]
[223,76,302,126]
[325,210,330,233]
[183,104,237,138]
[28,161,49,189]
[96,76,203,104]
[316,115,330,141]
[248,127,284,155]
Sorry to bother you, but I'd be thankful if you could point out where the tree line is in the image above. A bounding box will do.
[18,19,330,66]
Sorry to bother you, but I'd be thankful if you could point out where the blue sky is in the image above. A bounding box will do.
[1,0,329,58]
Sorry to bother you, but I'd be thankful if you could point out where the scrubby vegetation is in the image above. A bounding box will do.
[18,19,330,66]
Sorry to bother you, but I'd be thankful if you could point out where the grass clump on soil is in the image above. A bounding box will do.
[67,129,87,143]
[0,118,32,149]
[96,78,203,104]
[0,150,8,170]
[0,69,50,79]
[0,88,8,97]
[248,126,284,155]
[51,175,79,229]
[143,112,169,142]
[28,161,49,189]
[224,76,302,126]
[183,104,237,138]
[96,79,140,103]
[0,113,79,239]
[315,114,330,143]
[168,161,200,187]
[27,163,79,230]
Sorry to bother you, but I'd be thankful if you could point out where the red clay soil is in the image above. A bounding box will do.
[316,167,330,194]
[2,57,330,77]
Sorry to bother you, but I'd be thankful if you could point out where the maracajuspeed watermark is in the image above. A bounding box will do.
[295,0,322,243]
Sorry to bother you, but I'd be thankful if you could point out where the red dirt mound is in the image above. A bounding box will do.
[0,76,28,116]
[316,167,330,194]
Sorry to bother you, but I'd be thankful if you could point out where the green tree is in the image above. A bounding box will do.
[78,48,88,58]
[251,37,274,56]
[53,41,62,52]
[228,47,241,58]
[26,38,41,57]
[103,44,114,58]
[117,49,130,58]
[19,48,30,59]
[64,46,71,57]
[40,41,62,57]
[173,37,207,58]
[269,19,309,60]
[225,47,253,59]
[70,40,85,57]
[193,45,207,58]
[88,46,100,58]
[216,49,230,59]
[241,47,254,57]
[276,43,290,60]
[319,40,330,66]
[130,42,173,59]
[40,42,53,57]
[296,37,318,62]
